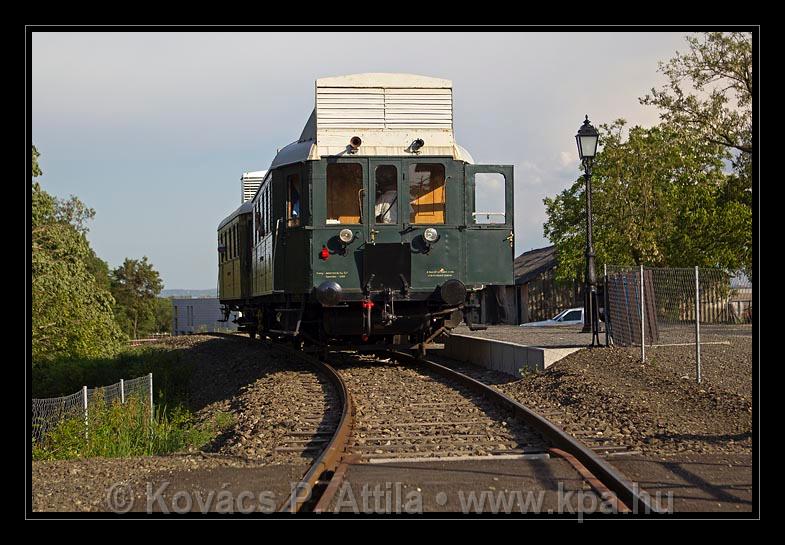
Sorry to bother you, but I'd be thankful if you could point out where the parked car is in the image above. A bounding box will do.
[520,307,604,327]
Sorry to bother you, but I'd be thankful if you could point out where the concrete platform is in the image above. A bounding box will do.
[442,333,582,376]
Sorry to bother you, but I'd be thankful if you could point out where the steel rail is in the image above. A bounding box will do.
[385,350,662,514]
[276,349,354,513]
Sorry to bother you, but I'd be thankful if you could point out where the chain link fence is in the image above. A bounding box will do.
[31,374,153,445]
[604,266,752,381]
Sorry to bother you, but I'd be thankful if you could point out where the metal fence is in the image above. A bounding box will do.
[604,266,752,382]
[31,373,153,445]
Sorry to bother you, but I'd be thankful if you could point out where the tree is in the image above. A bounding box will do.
[85,249,112,293]
[641,32,752,173]
[153,298,174,334]
[31,146,125,364]
[544,120,751,281]
[110,257,164,339]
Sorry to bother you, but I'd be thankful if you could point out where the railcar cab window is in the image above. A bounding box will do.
[473,173,506,224]
[326,163,363,224]
[409,164,445,224]
[374,165,398,224]
[287,174,302,228]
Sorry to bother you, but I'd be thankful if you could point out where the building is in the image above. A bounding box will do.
[241,170,267,204]
[171,297,238,335]
[473,246,581,325]
[515,246,581,324]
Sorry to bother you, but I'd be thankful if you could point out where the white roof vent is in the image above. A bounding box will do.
[313,73,455,157]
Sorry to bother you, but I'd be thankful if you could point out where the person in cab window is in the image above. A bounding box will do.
[291,184,301,222]
[374,169,397,224]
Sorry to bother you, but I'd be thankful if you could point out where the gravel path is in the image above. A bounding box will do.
[31,454,303,513]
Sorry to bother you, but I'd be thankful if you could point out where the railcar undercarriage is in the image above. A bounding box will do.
[222,280,484,356]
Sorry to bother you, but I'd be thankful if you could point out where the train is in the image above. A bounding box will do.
[218,73,514,355]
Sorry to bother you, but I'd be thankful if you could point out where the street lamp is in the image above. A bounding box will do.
[575,115,600,346]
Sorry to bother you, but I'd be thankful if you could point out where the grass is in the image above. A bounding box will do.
[31,344,235,461]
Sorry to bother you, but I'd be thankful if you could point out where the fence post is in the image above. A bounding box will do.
[640,265,645,362]
[603,264,609,347]
[695,266,702,384]
[148,373,154,425]
[82,386,88,440]
[120,378,125,404]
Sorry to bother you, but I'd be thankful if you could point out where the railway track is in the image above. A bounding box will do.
[270,343,659,514]
[333,353,549,462]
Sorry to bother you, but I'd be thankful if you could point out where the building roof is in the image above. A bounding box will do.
[514,245,558,285]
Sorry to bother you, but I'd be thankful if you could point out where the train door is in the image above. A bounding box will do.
[364,159,410,291]
[316,159,368,291]
[464,165,514,285]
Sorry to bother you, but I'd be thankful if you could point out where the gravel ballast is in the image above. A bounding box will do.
[435,334,752,456]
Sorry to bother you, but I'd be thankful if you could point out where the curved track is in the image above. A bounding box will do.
[274,344,659,514]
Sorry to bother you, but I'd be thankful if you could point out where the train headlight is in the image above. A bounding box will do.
[339,228,355,244]
[423,228,439,243]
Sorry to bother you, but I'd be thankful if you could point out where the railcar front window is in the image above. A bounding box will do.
[327,163,363,224]
[473,173,506,224]
[374,165,398,224]
[409,164,445,224]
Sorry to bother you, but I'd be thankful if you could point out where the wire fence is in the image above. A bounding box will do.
[31,374,153,445]
[605,266,752,381]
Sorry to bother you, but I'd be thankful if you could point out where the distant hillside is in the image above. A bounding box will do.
[160,289,217,298]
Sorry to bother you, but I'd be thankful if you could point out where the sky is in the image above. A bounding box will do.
[31,31,689,290]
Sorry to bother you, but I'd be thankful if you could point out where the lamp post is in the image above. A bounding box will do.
[575,115,600,346]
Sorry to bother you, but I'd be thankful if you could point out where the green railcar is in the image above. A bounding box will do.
[218,73,514,353]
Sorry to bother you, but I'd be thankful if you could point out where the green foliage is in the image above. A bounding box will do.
[31,398,218,461]
[641,32,752,165]
[544,121,751,281]
[153,297,174,334]
[32,145,42,178]
[31,146,125,365]
[31,345,234,460]
[85,248,112,292]
[110,257,165,339]
[32,344,190,404]
[52,194,96,235]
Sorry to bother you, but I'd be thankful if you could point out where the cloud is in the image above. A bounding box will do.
[559,150,575,168]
